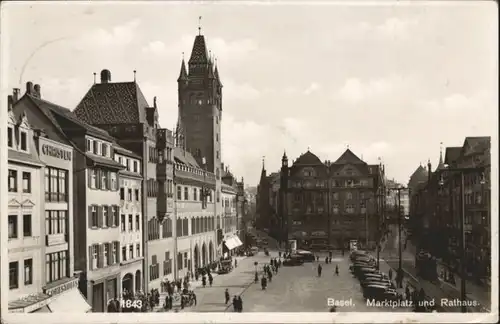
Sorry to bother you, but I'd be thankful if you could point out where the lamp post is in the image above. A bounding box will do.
[387,185,408,288]
[438,165,486,313]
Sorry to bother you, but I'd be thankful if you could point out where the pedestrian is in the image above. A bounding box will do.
[261,276,267,290]
[254,271,259,283]
[325,256,328,264]
[235,259,238,268]
[279,251,282,258]
[202,276,206,288]
[237,296,243,312]
[195,270,199,281]
[268,271,273,282]
[335,265,339,276]
[225,288,230,304]
[192,291,197,306]
[232,296,238,312]
[318,264,322,277]
[316,255,320,262]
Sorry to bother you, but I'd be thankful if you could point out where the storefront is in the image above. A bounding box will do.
[8,293,53,313]
[87,273,120,312]
[222,234,243,257]
[43,276,91,312]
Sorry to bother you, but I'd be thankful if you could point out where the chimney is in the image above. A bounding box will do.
[100,69,111,83]
[8,95,13,111]
[34,84,41,98]
[13,88,20,102]
[26,81,33,95]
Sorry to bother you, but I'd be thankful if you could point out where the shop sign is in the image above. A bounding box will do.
[44,277,79,296]
[42,144,72,161]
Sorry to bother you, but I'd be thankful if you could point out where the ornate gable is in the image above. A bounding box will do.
[337,164,363,176]
[8,199,21,208]
[20,199,35,208]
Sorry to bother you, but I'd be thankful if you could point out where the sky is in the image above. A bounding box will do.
[2,1,497,186]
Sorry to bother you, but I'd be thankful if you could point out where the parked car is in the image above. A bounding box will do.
[283,257,304,266]
[296,251,315,262]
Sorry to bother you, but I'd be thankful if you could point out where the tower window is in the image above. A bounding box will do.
[198,100,202,105]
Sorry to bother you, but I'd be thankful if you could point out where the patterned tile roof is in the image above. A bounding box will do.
[26,95,114,141]
[173,147,200,168]
[74,82,149,125]
[293,150,323,166]
[188,35,209,64]
[8,150,44,166]
[332,149,366,165]
[463,136,490,155]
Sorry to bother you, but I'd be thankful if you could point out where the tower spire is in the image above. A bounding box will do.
[198,16,202,35]
[177,53,188,82]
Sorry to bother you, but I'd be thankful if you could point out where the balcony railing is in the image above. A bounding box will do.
[45,233,67,246]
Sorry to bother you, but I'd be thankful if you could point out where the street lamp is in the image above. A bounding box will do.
[438,165,486,313]
[387,185,409,288]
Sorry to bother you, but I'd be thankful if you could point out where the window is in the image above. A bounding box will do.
[46,167,68,202]
[129,245,134,259]
[121,214,126,232]
[133,161,138,173]
[216,151,219,159]
[112,242,118,264]
[150,255,159,281]
[346,192,353,200]
[91,206,98,228]
[111,206,118,227]
[177,186,182,200]
[90,169,97,189]
[345,204,355,214]
[101,171,108,190]
[184,187,189,200]
[45,211,67,235]
[46,251,68,283]
[135,189,140,201]
[24,259,33,285]
[183,218,189,236]
[86,139,92,152]
[136,244,140,258]
[332,204,339,214]
[120,188,125,200]
[103,207,109,227]
[93,141,98,154]
[110,172,117,191]
[162,219,172,238]
[128,188,132,201]
[20,131,27,151]
[23,214,32,237]
[91,245,98,269]
[126,159,130,171]
[8,215,18,239]
[360,192,365,200]
[136,215,140,231]
[8,127,13,147]
[193,188,198,201]
[9,261,18,289]
[22,172,31,193]
[102,144,108,157]
[103,244,109,267]
[122,246,127,262]
[8,169,17,192]
[183,252,188,268]
[128,215,133,231]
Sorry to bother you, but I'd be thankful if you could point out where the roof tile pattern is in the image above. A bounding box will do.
[293,151,323,165]
[189,35,208,64]
[75,82,149,125]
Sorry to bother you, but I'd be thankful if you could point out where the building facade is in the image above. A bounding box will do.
[9,84,91,313]
[73,69,172,293]
[410,137,491,280]
[114,146,144,294]
[7,102,45,311]
[257,149,384,251]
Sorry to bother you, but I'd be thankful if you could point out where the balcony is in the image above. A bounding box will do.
[46,233,67,246]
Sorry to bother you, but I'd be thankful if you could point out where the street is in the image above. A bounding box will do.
[185,249,412,312]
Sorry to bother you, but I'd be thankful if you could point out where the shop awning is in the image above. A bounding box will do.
[233,236,243,248]
[48,289,91,313]
[224,238,238,250]
[31,305,52,313]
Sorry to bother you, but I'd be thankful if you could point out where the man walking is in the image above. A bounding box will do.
[318,264,323,277]
[225,288,230,304]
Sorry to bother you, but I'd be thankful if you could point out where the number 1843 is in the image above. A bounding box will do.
[120,299,143,309]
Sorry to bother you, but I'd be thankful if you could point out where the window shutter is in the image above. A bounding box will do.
[88,206,93,228]
[96,169,102,189]
[116,242,121,263]
[106,243,112,265]
[89,245,94,270]
[106,206,112,227]
[107,171,112,190]
[88,169,92,188]
[98,244,104,268]
[115,206,120,226]
[97,206,103,228]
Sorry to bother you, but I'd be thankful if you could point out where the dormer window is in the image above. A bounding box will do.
[92,141,98,154]
[86,139,91,152]
[102,144,108,157]
[126,159,130,171]
[7,127,13,148]
[133,161,138,173]
[118,156,123,165]
[20,131,27,151]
